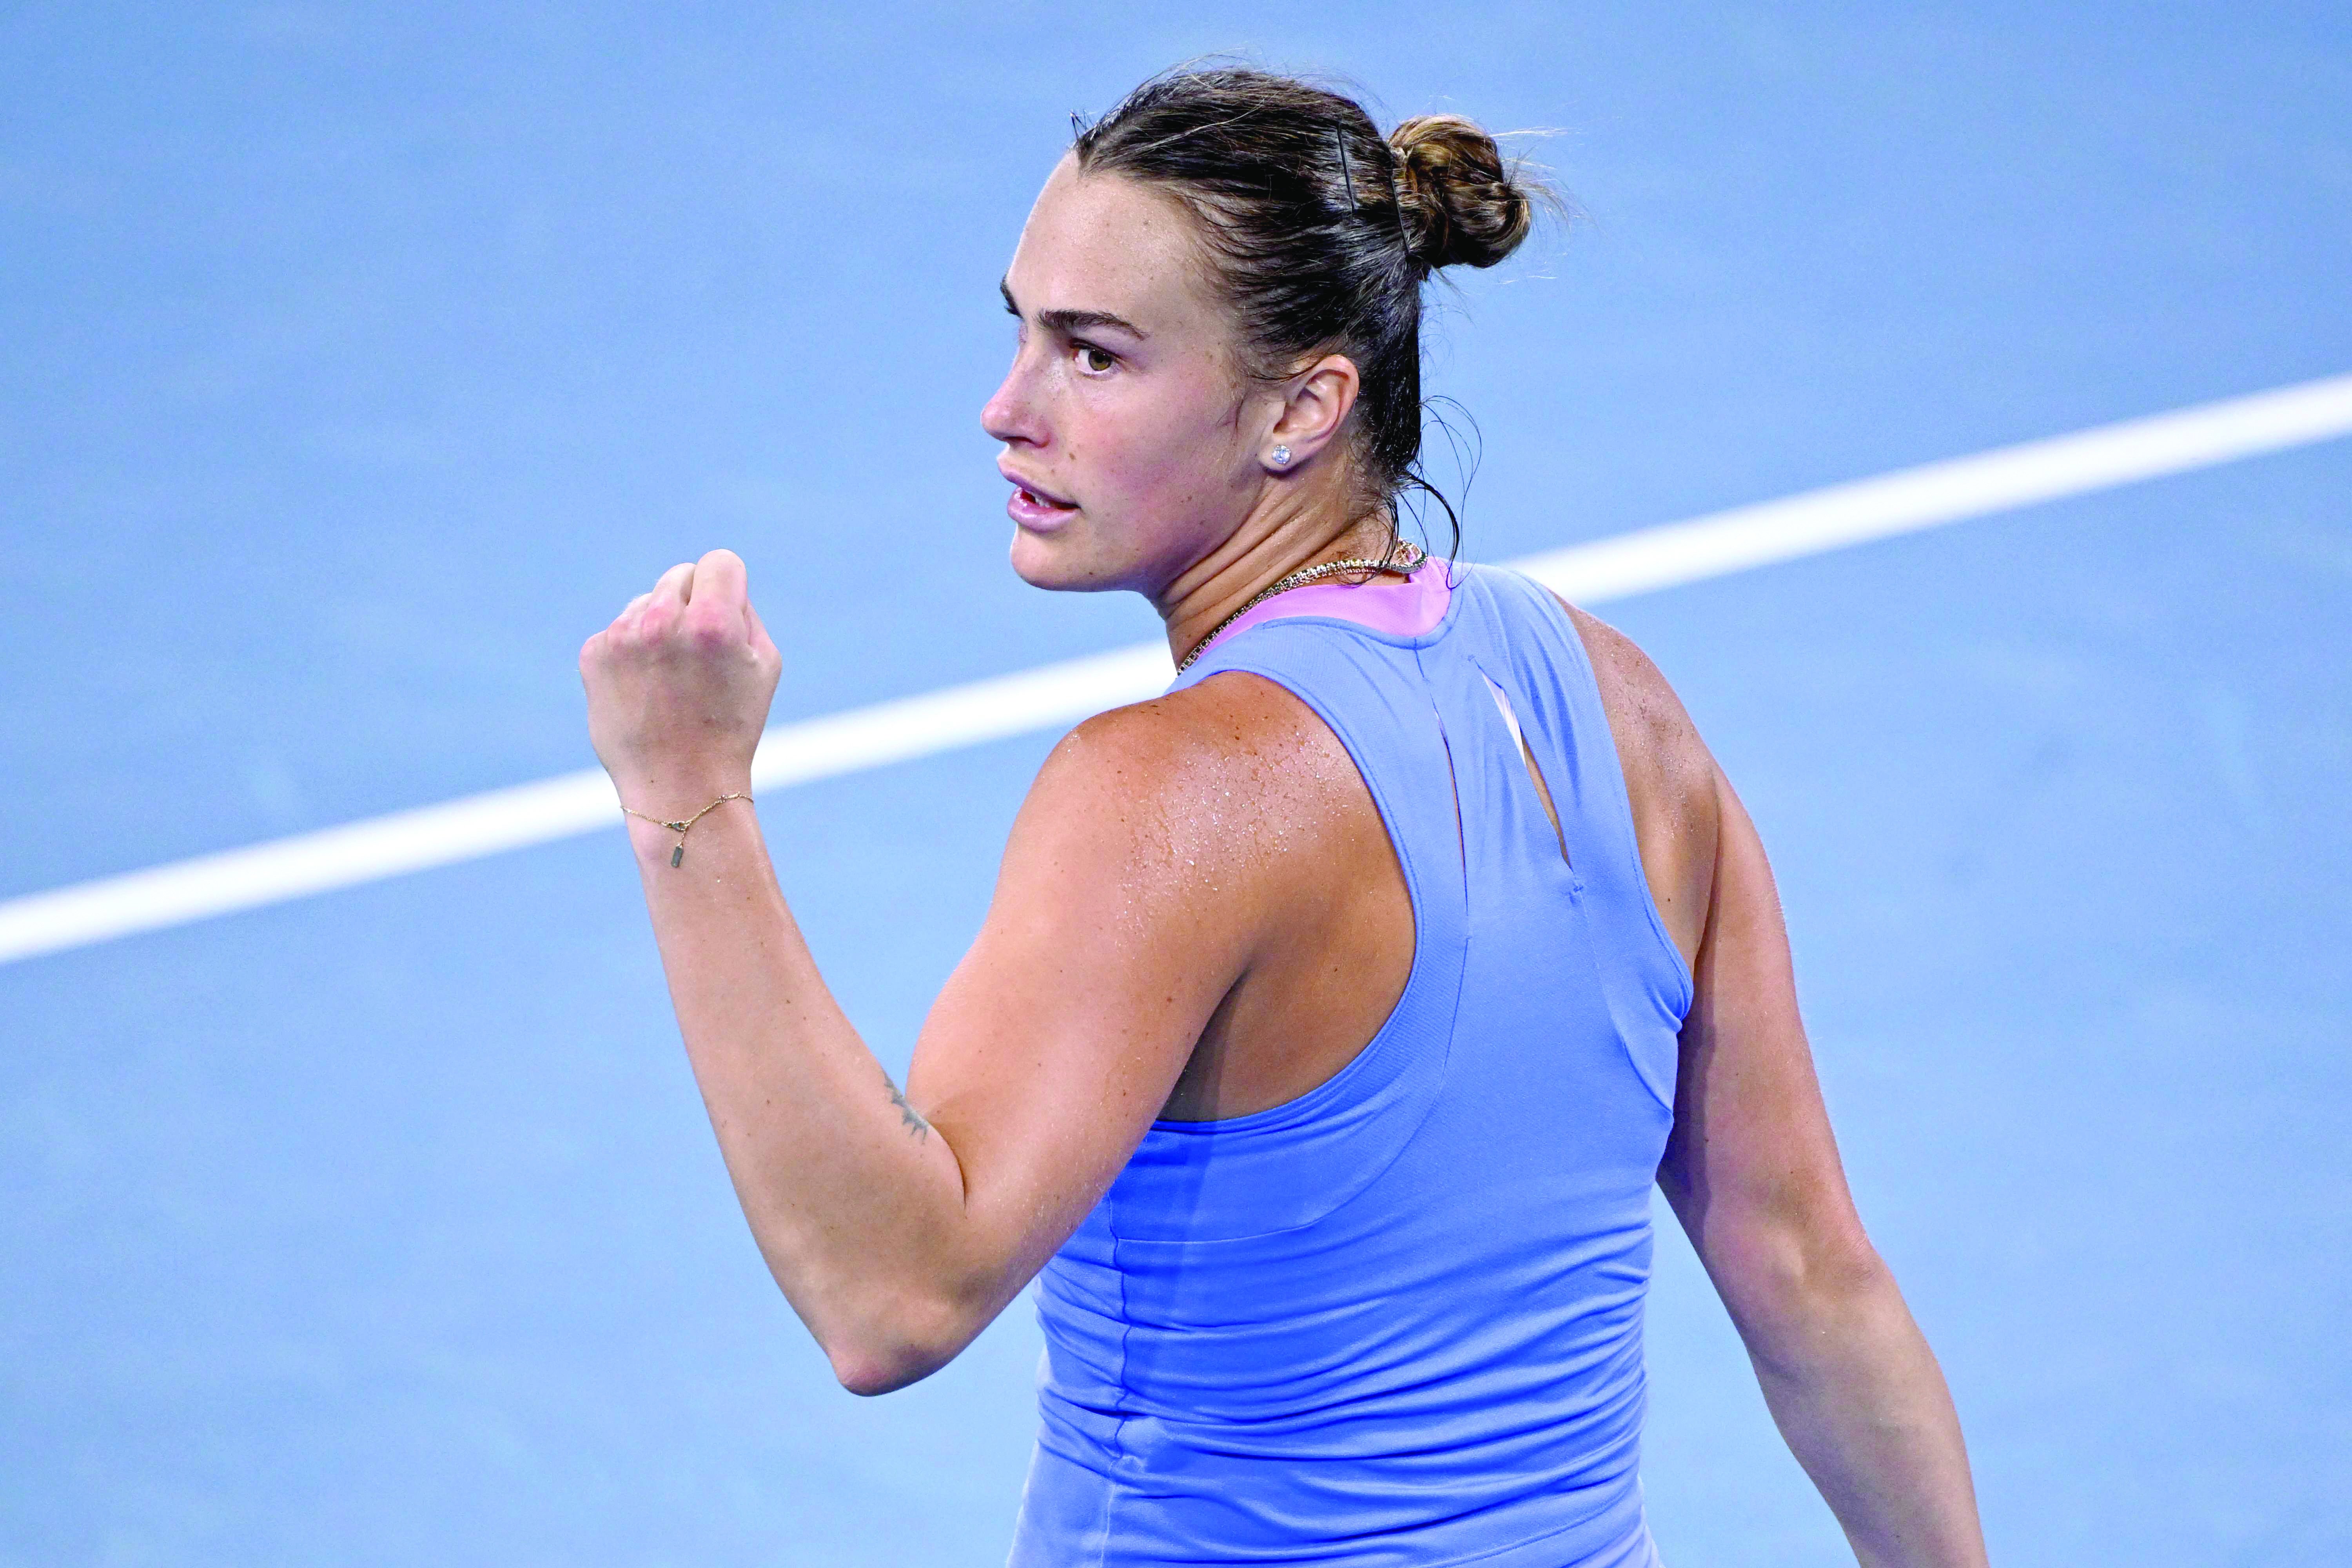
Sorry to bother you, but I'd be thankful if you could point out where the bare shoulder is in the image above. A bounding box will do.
[1042,668,1350,807]
[1028,670,1406,1121]
[1555,601,1712,791]
[998,668,1400,1122]
[1550,593,1722,964]
[1020,668,1368,884]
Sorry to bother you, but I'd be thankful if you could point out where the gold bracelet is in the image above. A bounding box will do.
[620,791,749,867]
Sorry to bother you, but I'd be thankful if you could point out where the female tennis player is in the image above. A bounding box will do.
[580,67,1988,1568]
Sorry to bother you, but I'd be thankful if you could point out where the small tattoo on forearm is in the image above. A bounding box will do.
[882,1070,930,1140]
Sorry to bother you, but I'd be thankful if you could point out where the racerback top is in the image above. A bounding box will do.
[1009,561,1693,1568]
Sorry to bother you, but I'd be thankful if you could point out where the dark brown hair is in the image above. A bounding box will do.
[1072,67,1548,556]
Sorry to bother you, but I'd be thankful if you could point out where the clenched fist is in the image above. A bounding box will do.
[580,548,782,802]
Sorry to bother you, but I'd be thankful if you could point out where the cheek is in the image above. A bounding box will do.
[1076,375,1245,502]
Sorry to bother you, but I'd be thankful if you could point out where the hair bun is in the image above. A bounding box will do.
[1388,114,1534,270]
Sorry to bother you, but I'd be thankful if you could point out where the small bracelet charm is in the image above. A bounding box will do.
[620,791,749,867]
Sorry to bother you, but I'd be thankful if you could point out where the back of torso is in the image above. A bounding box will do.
[1011,561,1694,1568]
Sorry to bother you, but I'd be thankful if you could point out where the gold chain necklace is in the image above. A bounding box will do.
[1174,541,1428,675]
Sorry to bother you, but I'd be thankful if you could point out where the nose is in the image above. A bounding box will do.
[981,348,1045,449]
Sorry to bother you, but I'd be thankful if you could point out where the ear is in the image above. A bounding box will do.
[1261,353,1361,472]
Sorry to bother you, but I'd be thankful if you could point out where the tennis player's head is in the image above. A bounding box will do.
[984,66,1548,597]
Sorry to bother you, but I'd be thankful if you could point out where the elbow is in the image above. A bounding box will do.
[830,1345,944,1399]
[828,1326,955,1401]
[1728,1236,1898,1369]
[1785,1233,1891,1309]
[819,1287,984,1398]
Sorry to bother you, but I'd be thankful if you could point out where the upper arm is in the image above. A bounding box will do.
[1545,592,1877,1329]
[1659,768,1882,1338]
[897,693,1273,1310]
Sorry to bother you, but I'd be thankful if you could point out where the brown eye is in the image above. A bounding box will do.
[1079,345,1116,374]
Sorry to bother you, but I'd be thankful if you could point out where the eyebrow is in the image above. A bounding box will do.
[999,278,1148,339]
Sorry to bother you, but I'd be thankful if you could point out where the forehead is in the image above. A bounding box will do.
[1004,155,1219,330]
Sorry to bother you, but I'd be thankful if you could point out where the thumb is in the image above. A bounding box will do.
[692,547,747,608]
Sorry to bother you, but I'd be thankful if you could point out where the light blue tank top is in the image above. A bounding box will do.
[1010,562,1693,1568]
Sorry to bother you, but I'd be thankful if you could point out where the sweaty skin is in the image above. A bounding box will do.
[578,154,1989,1568]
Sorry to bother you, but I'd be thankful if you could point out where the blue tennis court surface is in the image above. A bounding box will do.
[5,5,2348,1563]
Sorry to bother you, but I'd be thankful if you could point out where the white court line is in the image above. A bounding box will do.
[5,370,2350,968]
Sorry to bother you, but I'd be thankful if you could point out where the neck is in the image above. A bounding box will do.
[1156,483,1397,668]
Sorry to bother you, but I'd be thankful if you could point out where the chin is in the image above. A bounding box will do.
[1009,527,1124,593]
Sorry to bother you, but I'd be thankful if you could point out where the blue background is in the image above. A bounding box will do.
[4,3,2348,1563]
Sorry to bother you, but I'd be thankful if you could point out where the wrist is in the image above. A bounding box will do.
[609,764,755,815]
[618,785,756,868]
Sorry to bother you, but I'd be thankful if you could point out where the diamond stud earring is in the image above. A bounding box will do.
[1271,445,1291,468]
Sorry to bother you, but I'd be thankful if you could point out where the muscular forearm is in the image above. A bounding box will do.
[1736,1259,1988,1568]
[627,801,983,1392]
